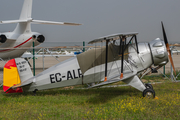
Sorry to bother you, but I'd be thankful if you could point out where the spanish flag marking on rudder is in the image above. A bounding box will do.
[3,59,23,93]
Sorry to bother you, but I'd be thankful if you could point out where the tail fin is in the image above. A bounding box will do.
[13,0,33,34]
[3,58,33,93]
[19,0,33,20]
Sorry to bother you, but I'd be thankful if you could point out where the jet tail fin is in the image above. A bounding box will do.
[0,0,81,34]
[3,58,33,93]
[0,0,81,25]
[19,0,32,20]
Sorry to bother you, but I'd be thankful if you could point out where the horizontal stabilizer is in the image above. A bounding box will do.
[11,79,33,89]
[5,78,33,93]
[4,86,23,93]
[0,19,81,26]
[32,20,81,26]
[0,19,29,24]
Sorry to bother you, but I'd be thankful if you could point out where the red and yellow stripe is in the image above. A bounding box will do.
[3,59,23,93]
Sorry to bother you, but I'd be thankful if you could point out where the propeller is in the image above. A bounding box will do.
[161,21,176,75]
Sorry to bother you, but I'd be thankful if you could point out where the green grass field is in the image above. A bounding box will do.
[0,81,180,120]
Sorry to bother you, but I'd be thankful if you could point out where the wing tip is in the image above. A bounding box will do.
[64,22,82,26]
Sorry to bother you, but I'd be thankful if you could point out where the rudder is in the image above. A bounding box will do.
[3,58,33,93]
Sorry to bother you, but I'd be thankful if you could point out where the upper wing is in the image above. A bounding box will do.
[88,32,138,44]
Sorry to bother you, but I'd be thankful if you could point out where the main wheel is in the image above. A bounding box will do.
[143,88,155,98]
[145,83,153,89]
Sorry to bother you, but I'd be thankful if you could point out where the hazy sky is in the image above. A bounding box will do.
[0,0,180,43]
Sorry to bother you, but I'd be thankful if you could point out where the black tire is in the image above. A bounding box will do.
[143,88,155,98]
[145,83,153,89]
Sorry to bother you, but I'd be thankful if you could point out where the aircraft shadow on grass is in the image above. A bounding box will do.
[2,87,141,104]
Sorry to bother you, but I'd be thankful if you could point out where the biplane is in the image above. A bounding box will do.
[2,22,175,98]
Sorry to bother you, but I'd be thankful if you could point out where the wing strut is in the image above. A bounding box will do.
[120,36,126,79]
[123,35,134,51]
[104,39,109,82]
[135,35,139,54]
[119,37,122,55]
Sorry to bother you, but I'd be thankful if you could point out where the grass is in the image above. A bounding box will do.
[0,81,180,120]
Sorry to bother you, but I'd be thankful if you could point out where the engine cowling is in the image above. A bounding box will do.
[37,35,45,43]
[148,38,169,66]
[0,34,7,43]
[32,34,45,46]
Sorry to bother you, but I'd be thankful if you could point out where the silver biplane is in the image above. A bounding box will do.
[3,22,175,98]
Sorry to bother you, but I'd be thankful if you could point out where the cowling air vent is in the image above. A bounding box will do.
[153,41,163,47]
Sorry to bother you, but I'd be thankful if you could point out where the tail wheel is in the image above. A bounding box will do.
[145,83,153,89]
[143,88,155,99]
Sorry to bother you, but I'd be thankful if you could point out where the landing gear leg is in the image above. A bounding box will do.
[33,89,38,96]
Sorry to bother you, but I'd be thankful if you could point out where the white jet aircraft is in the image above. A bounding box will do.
[0,0,81,60]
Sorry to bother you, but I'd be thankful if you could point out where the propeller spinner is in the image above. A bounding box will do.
[161,21,176,75]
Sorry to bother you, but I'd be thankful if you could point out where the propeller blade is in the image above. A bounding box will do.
[161,22,176,75]
[166,44,176,75]
[161,22,168,44]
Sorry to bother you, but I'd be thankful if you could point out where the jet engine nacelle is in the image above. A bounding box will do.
[32,34,45,46]
[149,38,168,66]
[37,35,45,43]
[0,34,7,43]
